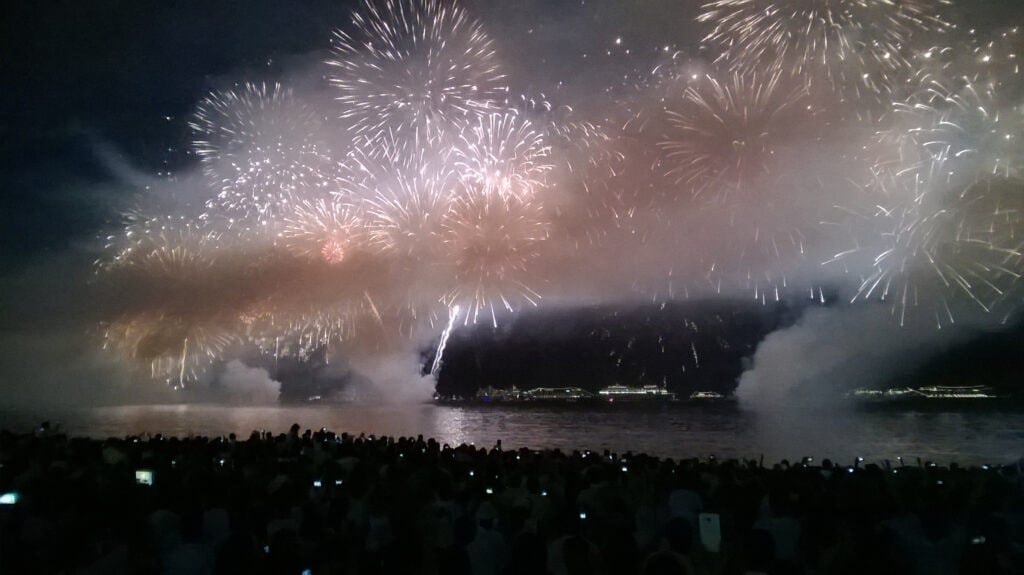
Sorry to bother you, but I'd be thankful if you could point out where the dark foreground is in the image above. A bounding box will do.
[1,427,1022,574]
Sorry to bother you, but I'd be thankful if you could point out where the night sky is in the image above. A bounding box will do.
[3,0,1024,404]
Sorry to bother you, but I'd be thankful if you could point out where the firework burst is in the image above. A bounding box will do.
[452,112,552,202]
[104,317,237,388]
[699,0,953,99]
[508,94,621,179]
[90,0,1024,389]
[843,71,1024,326]
[516,95,624,200]
[832,159,1024,328]
[327,0,506,151]
[488,95,627,252]
[242,306,364,362]
[190,82,340,228]
[441,190,548,325]
[323,143,457,330]
[658,72,807,201]
[281,198,367,264]
[99,216,242,387]
[876,78,1024,183]
[100,214,221,273]
[341,144,456,257]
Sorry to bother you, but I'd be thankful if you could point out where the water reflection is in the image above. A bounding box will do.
[1,403,1021,465]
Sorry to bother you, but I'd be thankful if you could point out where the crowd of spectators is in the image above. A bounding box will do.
[1,423,1021,574]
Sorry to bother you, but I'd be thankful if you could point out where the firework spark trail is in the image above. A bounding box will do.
[430,304,461,377]
[326,0,506,153]
[190,82,341,230]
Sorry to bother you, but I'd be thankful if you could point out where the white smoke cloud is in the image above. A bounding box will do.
[342,325,439,404]
[344,351,436,404]
[736,305,970,409]
[217,360,281,404]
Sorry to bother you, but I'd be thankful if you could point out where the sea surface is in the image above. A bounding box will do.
[3,402,1023,466]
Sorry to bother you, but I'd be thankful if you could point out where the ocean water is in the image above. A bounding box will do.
[3,403,1022,466]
